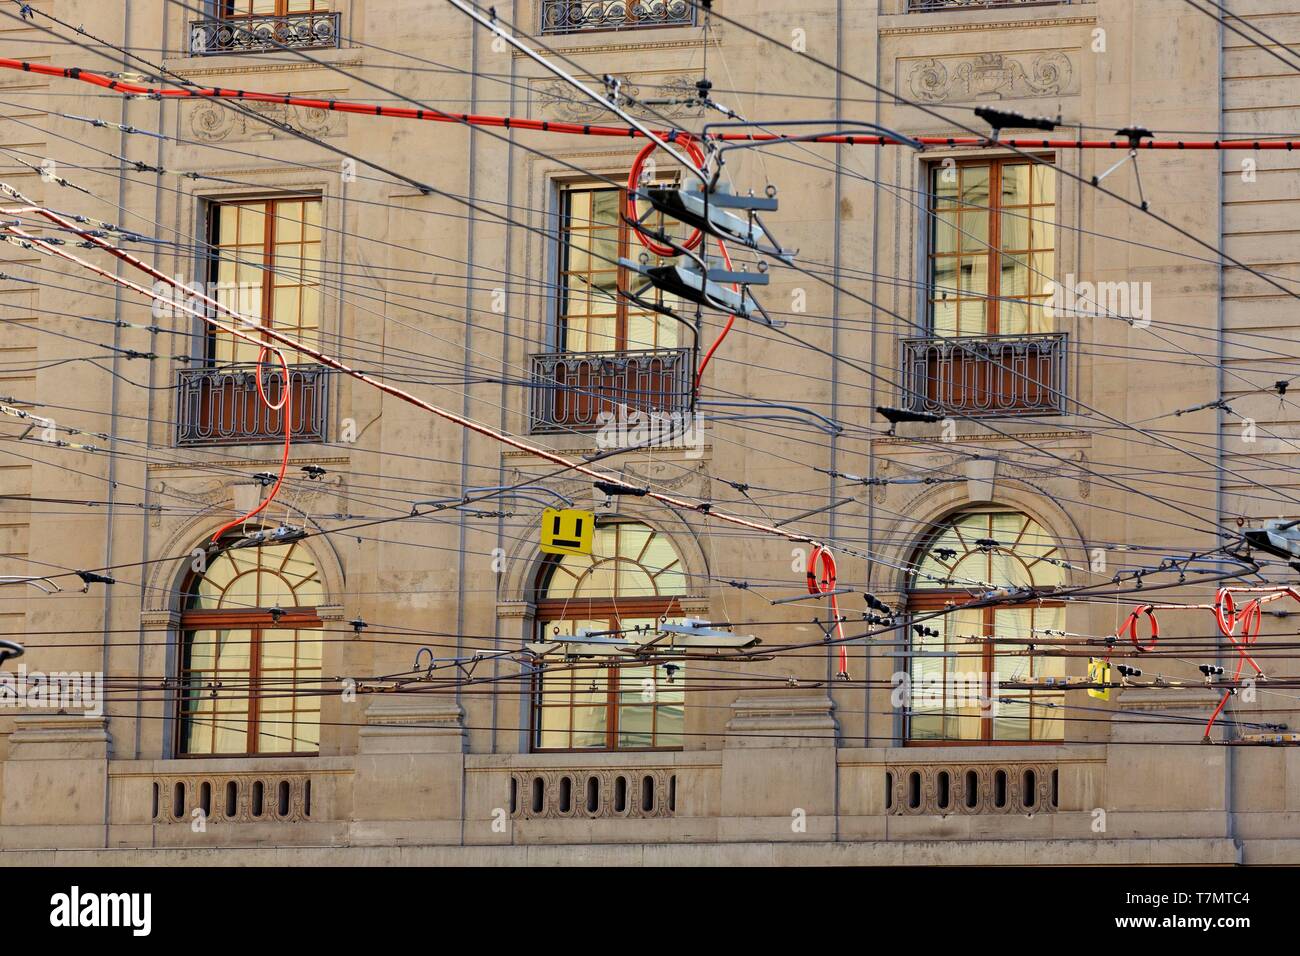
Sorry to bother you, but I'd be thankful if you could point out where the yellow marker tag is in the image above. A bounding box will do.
[540,507,594,556]
[1087,658,1112,701]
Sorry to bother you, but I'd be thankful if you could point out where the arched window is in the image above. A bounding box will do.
[532,521,686,752]
[177,536,323,756]
[907,510,1065,744]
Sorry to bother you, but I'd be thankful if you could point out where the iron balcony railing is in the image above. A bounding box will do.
[530,347,694,433]
[189,11,341,56]
[907,0,1069,11]
[539,0,695,35]
[900,332,1068,418]
[176,363,330,446]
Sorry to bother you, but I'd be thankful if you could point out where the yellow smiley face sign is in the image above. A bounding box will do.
[540,508,594,557]
[1087,658,1112,701]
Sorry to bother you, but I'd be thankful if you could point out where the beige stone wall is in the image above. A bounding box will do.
[0,0,1296,863]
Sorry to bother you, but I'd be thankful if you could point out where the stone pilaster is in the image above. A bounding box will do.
[1,714,111,848]
[349,695,467,845]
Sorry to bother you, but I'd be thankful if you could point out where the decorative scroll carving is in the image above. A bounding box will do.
[619,459,708,493]
[903,51,1076,103]
[188,97,344,142]
[530,75,705,122]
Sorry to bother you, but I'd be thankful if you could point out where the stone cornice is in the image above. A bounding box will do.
[141,609,180,629]
[172,169,334,186]
[148,455,348,472]
[165,57,364,79]
[514,37,713,59]
[881,15,1096,37]
[496,600,537,620]
[875,430,1088,446]
[317,603,347,622]
[727,694,838,747]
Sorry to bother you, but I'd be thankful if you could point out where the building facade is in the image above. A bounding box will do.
[0,0,1297,864]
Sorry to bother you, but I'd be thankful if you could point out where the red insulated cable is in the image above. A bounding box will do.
[1214,587,1237,637]
[1118,604,1159,653]
[625,137,706,256]
[208,346,292,545]
[1204,597,1264,741]
[692,237,737,392]
[621,135,734,391]
[3,59,1298,150]
[806,545,849,679]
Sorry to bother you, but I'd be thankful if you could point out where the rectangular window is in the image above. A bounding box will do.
[557,183,682,354]
[532,616,685,751]
[205,196,323,364]
[219,0,329,17]
[928,157,1056,337]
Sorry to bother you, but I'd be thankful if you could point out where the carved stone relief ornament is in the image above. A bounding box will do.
[904,51,1077,103]
[188,97,343,143]
[530,75,706,123]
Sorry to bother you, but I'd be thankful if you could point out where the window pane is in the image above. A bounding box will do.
[1000,253,1029,299]
[656,700,684,745]
[1002,300,1029,336]
[216,627,251,671]
[1030,212,1055,252]
[1001,163,1030,206]
[959,257,988,295]
[933,257,959,299]
[626,313,656,351]
[1031,164,1056,205]
[933,167,958,207]
[933,300,957,337]
[218,203,238,237]
[641,534,677,575]
[276,201,303,243]
[237,204,265,244]
[958,211,988,252]
[591,188,619,226]
[617,523,651,560]
[538,674,570,749]
[1001,209,1029,251]
[1031,252,1055,295]
[958,300,985,335]
[933,212,958,255]
[960,165,989,206]
[571,668,608,748]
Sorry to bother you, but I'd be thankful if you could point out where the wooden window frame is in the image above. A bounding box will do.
[529,520,688,753]
[903,593,1065,747]
[531,596,684,753]
[176,611,323,758]
[175,540,324,758]
[926,154,1056,337]
[204,195,322,365]
[905,508,1067,746]
[555,181,680,354]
